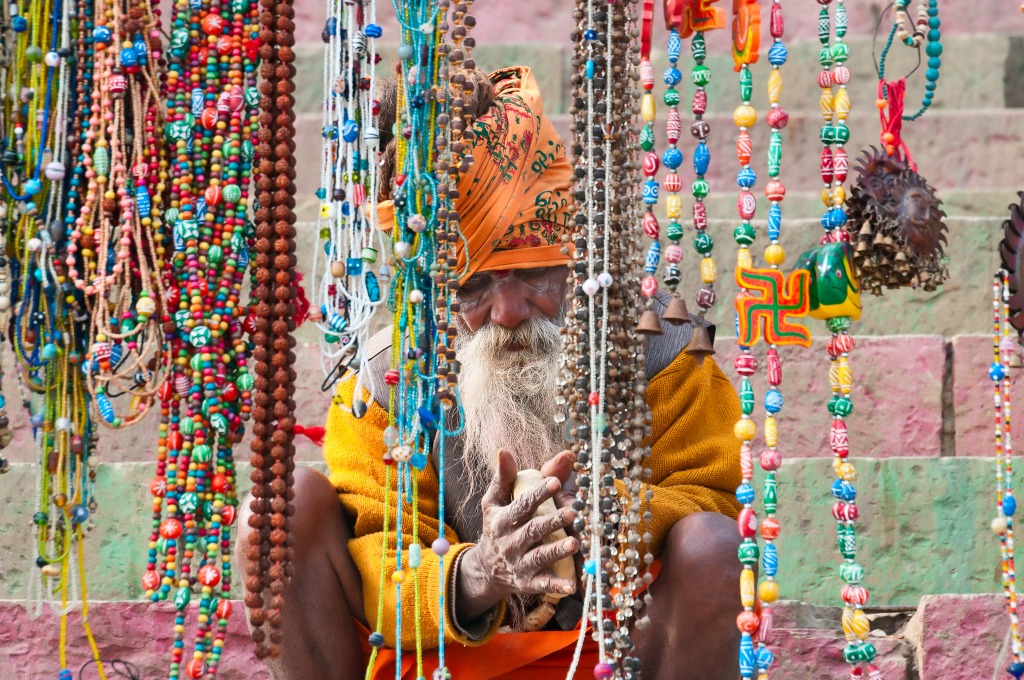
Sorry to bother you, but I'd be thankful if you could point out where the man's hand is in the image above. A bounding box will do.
[455,450,579,626]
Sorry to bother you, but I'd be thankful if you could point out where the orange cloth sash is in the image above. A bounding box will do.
[378,66,574,282]
[358,562,661,680]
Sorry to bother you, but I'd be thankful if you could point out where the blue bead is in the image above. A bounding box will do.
[663,67,682,86]
[768,204,782,241]
[764,389,784,414]
[755,645,774,671]
[736,484,755,505]
[583,559,598,575]
[368,633,386,648]
[926,41,941,57]
[23,179,41,196]
[693,142,710,176]
[667,29,681,63]
[120,47,138,67]
[12,16,27,32]
[644,242,661,274]
[831,478,857,502]
[925,81,937,91]
[1004,495,1017,517]
[990,362,1006,381]
[768,41,788,66]
[364,24,382,38]
[342,119,359,143]
[410,453,427,470]
[736,167,757,188]
[927,56,941,70]
[762,543,778,577]
[71,505,90,524]
[643,180,660,204]
[59,669,74,680]
[926,68,939,82]
[584,29,597,41]
[662,147,683,170]
[739,633,755,677]
[1008,661,1024,678]
[586,60,595,80]
[821,207,847,231]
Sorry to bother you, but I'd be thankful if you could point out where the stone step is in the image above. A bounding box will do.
[0,458,1006,607]
[291,32,1020,117]
[0,598,929,679]
[293,0,1024,50]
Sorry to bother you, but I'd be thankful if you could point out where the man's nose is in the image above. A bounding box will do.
[487,282,532,329]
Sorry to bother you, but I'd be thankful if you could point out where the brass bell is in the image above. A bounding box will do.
[661,297,692,325]
[685,324,715,364]
[636,309,664,335]
[859,221,873,236]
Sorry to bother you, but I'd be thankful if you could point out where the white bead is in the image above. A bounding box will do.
[394,241,411,258]
[44,161,65,180]
[55,417,71,431]
[396,44,413,60]
[27,238,42,252]
[409,289,424,304]
[597,272,613,288]
[419,22,433,33]
[392,445,413,462]
[582,278,600,296]
[0,296,11,311]
[993,515,1009,535]
[43,51,60,67]
[0,281,10,294]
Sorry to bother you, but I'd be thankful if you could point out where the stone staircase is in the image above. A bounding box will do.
[3,0,1024,677]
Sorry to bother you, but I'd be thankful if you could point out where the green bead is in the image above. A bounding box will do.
[244,87,259,107]
[93,146,109,176]
[202,501,215,520]
[738,540,759,565]
[663,88,680,107]
[834,124,850,144]
[25,45,43,63]
[739,379,754,415]
[834,396,854,417]
[179,492,199,513]
[324,333,339,344]
[193,444,213,464]
[165,207,180,224]
[768,131,782,177]
[818,8,831,44]
[207,245,223,264]
[831,42,850,63]
[180,417,195,437]
[170,28,189,49]
[763,473,777,515]
[174,587,191,610]
[691,32,706,61]
[837,524,857,560]
[210,412,229,435]
[189,352,203,372]
[843,642,876,664]
[840,561,864,584]
[666,222,684,241]
[819,125,836,145]
[229,0,249,11]
[223,184,241,204]
[739,67,752,102]
[818,46,834,67]
[733,223,756,246]
[237,373,254,392]
[691,64,711,88]
[691,178,710,199]
[157,537,175,555]
[835,4,848,38]
[827,316,853,333]
[639,125,655,151]
[33,512,48,526]
[693,231,714,255]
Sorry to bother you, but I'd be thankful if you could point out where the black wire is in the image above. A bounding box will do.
[78,657,142,680]
[872,1,923,82]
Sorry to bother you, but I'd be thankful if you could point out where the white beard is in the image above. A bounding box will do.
[454,316,564,511]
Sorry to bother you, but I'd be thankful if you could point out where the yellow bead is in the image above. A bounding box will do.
[392,570,406,584]
[736,248,753,271]
[320,203,331,218]
[767,69,782,106]
[641,93,656,124]
[666,194,682,219]
[700,257,717,284]
[819,89,835,121]
[764,244,785,266]
[734,418,757,442]
[758,579,779,604]
[836,357,853,394]
[837,461,857,482]
[831,184,847,206]
[740,568,756,608]
[821,187,833,207]
[764,416,778,448]
[842,607,870,641]
[733,104,757,128]
[834,87,851,121]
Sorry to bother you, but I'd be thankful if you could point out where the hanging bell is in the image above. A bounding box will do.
[636,309,664,335]
[685,323,715,364]
[661,297,692,325]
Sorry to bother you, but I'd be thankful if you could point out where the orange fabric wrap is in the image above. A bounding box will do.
[378,66,574,281]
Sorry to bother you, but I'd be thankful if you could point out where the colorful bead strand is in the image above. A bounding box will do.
[993,271,1024,679]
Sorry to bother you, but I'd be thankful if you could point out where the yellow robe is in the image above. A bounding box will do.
[323,350,742,650]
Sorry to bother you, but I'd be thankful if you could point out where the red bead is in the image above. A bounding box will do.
[841,585,869,606]
[588,391,600,406]
[186,657,205,679]
[663,173,682,193]
[666,108,682,144]
[243,313,258,335]
[820,148,834,184]
[211,473,229,493]
[736,610,760,633]
[150,476,167,497]
[830,419,849,456]
[384,370,400,386]
[834,333,855,354]
[205,185,223,206]
[765,348,782,386]
[159,518,183,540]
[737,190,756,220]
[832,502,859,522]
[221,504,237,526]
[760,517,781,540]
[691,89,707,115]
[201,14,225,35]
[643,212,660,239]
[833,148,849,183]
[692,201,708,230]
[766,106,789,130]
[738,508,758,537]
[643,152,659,177]
[734,353,758,376]
[197,565,221,587]
[216,599,233,619]
[159,379,174,402]
[221,383,239,402]
[736,131,752,166]
[216,35,233,56]
[757,607,774,644]
[817,70,832,89]
[200,107,219,131]
[770,2,784,38]
[142,570,160,591]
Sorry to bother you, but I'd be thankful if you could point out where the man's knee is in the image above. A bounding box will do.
[662,511,741,592]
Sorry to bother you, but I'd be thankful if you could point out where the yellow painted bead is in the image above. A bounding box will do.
[392,570,406,584]
[819,89,835,121]
[320,203,331,218]
[666,194,683,219]
[831,184,847,206]
[842,607,870,641]
[764,416,778,448]
[837,461,857,482]
[734,418,757,442]
[733,104,757,128]
[758,579,780,603]
[821,187,833,207]
[641,93,656,124]
[836,357,853,394]
[740,568,756,608]
[737,248,753,271]
[764,244,785,266]
[767,69,782,106]
[834,88,851,121]
[700,257,717,284]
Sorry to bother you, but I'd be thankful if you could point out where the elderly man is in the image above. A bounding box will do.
[239,66,742,680]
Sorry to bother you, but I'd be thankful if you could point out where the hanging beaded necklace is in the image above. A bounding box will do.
[565,0,654,677]
[992,271,1024,679]
[311,0,385,389]
[145,0,257,675]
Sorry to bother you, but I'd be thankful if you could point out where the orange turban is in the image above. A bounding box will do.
[378,66,574,282]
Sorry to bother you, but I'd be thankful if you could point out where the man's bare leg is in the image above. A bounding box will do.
[633,511,742,680]
[236,466,365,680]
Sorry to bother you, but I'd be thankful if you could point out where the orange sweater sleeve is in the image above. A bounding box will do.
[322,376,504,649]
[639,351,743,556]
